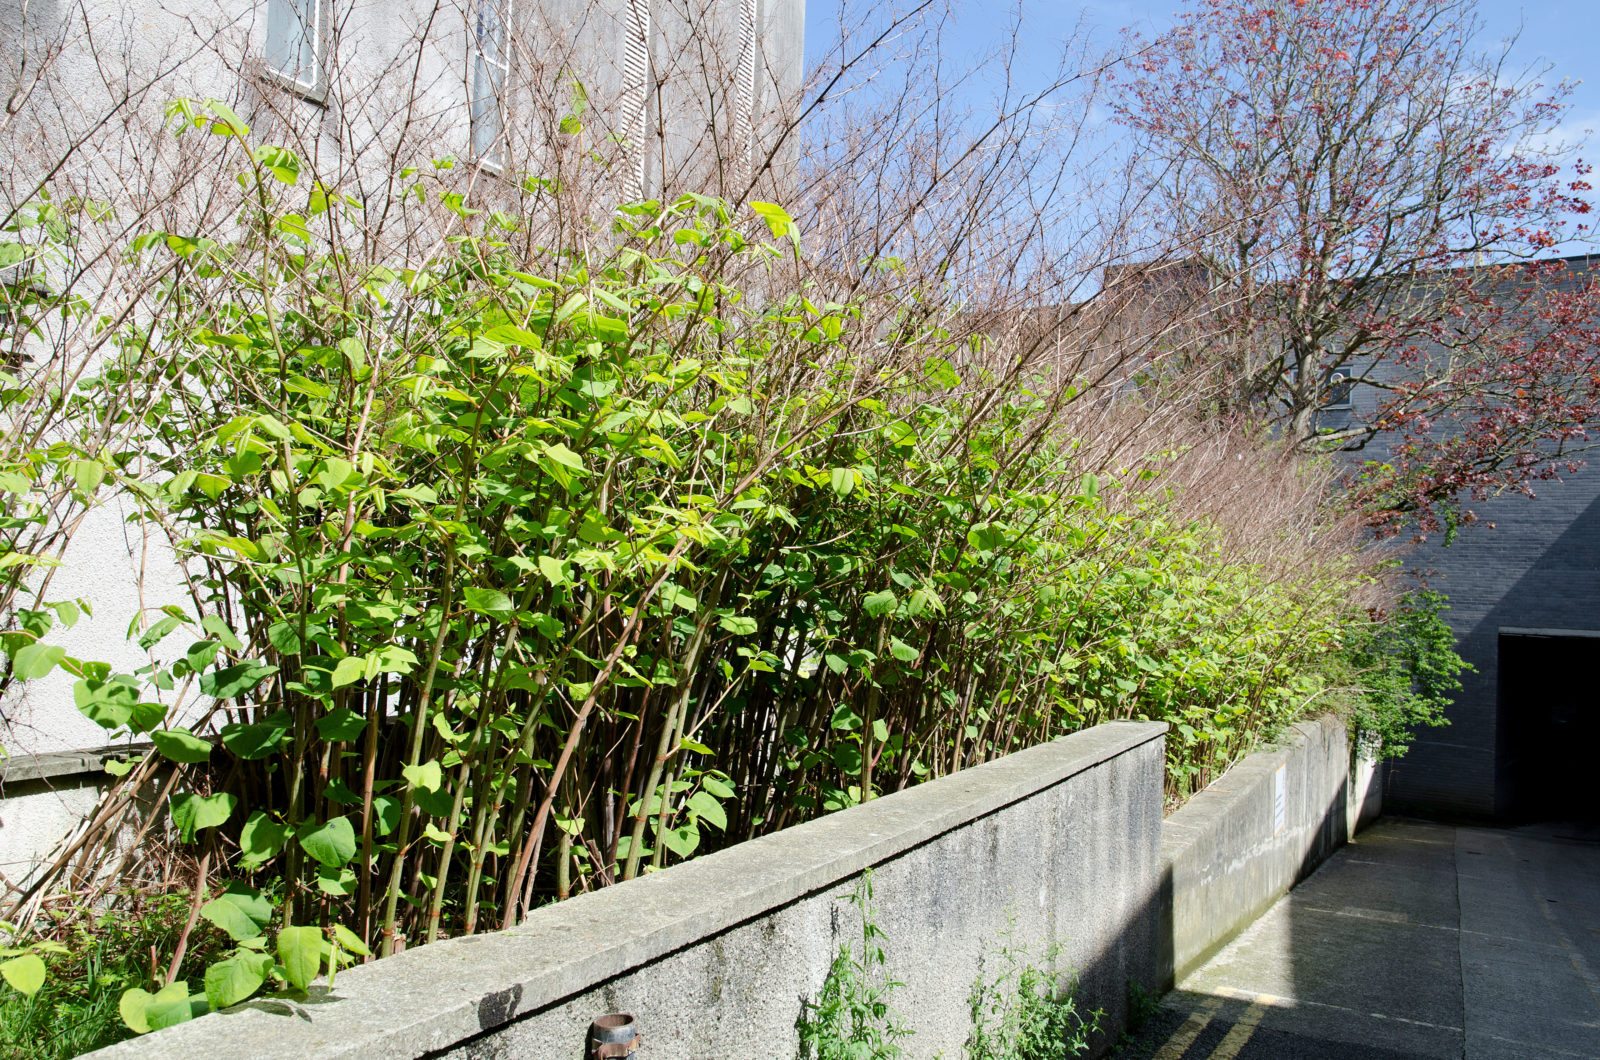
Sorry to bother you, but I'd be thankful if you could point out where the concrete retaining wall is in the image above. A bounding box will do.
[0,746,148,887]
[1158,715,1382,985]
[95,722,1169,1060]
[89,715,1380,1058]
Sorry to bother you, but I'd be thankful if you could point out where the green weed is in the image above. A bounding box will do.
[797,871,911,1059]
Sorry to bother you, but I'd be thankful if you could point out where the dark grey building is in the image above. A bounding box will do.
[1384,457,1600,820]
[1338,256,1600,820]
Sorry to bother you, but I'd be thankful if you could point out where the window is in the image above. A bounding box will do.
[1323,372,1354,411]
[264,0,329,98]
[470,0,510,168]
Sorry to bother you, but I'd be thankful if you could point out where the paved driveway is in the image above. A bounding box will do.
[1120,818,1600,1059]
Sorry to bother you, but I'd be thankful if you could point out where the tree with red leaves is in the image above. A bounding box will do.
[1113,0,1600,535]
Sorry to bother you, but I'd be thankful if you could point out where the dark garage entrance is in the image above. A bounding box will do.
[1498,630,1600,821]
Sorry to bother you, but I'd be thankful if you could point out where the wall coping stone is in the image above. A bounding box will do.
[92,720,1166,1058]
[0,743,151,787]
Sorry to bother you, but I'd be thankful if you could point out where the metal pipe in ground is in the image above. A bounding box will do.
[587,1013,641,1059]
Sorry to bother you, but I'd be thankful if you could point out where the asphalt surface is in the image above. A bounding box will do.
[1119,817,1600,1059]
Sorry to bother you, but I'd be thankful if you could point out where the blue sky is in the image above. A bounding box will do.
[803,1,1600,240]
[805,2,1600,126]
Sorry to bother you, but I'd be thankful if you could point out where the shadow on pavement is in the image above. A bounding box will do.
[1119,817,1600,1060]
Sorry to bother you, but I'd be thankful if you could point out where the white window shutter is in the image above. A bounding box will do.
[735,0,758,182]
[622,0,652,201]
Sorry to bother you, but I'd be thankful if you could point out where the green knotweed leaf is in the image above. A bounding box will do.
[198,899,260,942]
[265,620,302,655]
[204,952,272,1010]
[296,816,357,868]
[199,614,244,651]
[862,590,897,618]
[137,616,183,650]
[277,926,323,992]
[331,924,370,957]
[253,144,300,184]
[687,790,727,831]
[65,458,105,496]
[151,727,213,763]
[463,587,515,618]
[829,467,855,497]
[536,555,569,587]
[660,822,700,857]
[185,639,223,672]
[119,987,153,1033]
[145,981,204,1030]
[317,457,354,491]
[718,614,758,635]
[104,756,140,777]
[200,887,272,941]
[700,774,735,798]
[170,792,236,842]
[372,794,401,836]
[315,706,366,742]
[660,583,698,612]
[200,661,277,699]
[74,676,138,729]
[315,865,357,896]
[128,700,167,734]
[220,711,292,759]
[330,656,366,689]
[750,201,797,241]
[9,641,65,680]
[889,638,919,663]
[1,953,45,996]
[402,760,443,793]
[830,705,862,731]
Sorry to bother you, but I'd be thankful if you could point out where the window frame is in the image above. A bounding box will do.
[469,0,513,171]
[262,0,332,103]
[621,0,652,200]
[734,0,758,179]
[1322,371,1355,411]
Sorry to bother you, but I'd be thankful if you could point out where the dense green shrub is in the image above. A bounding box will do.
[1329,591,1463,758]
[0,104,1451,1036]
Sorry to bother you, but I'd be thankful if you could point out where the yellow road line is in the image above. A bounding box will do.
[1209,996,1269,1060]
[1151,996,1223,1060]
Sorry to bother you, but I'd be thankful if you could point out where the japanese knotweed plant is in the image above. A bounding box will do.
[0,99,1393,1032]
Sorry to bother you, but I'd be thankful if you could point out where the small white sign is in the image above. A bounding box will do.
[1273,763,1288,835]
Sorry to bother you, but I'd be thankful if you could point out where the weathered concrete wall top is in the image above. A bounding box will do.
[93,720,1168,1059]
